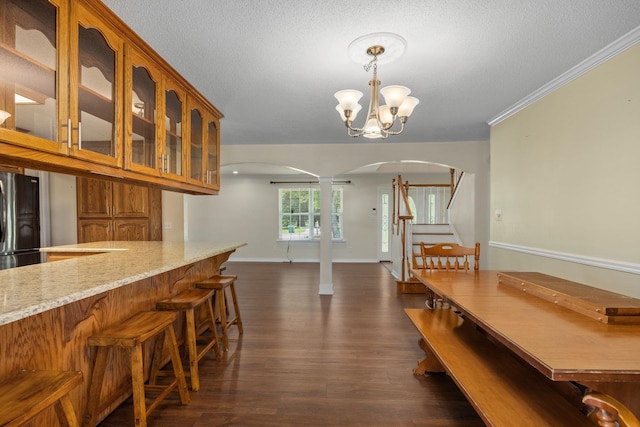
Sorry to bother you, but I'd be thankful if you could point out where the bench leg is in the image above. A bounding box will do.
[413,338,445,375]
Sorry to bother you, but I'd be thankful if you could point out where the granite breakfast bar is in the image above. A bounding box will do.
[0,241,245,425]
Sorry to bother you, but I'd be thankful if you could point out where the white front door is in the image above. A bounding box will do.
[377,186,392,261]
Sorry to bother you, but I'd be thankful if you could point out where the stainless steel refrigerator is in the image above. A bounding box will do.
[0,172,41,270]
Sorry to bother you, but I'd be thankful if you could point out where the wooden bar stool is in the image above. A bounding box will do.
[196,275,243,351]
[84,311,190,427]
[0,370,82,427]
[156,288,222,391]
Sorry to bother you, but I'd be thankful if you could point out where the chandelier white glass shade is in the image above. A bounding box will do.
[335,35,419,139]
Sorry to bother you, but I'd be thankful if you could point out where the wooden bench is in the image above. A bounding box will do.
[405,308,592,427]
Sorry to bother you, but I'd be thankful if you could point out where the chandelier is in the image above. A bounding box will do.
[334,33,419,139]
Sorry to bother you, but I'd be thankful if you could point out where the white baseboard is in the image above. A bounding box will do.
[227,257,379,263]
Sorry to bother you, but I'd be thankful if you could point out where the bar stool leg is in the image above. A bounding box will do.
[216,289,229,351]
[130,345,147,427]
[229,282,244,334]
[200,294,222,360]
[148,330,165,386]
[83,348,108,427]
[55,394,79,427]
[184,307,200,391]
[165,325,190,405]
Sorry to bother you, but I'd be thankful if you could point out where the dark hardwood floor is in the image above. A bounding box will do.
[100,262,484,426]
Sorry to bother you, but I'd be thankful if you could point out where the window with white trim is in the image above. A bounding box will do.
[279,187,343,240]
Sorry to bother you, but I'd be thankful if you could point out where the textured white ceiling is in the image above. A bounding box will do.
[102,0,640,146]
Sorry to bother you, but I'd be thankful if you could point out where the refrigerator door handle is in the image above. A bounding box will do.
[0,180,4,243]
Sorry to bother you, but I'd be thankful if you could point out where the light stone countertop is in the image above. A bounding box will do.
[0,241,246,326]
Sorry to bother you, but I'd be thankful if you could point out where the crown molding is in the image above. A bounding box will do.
[489,241,640,275]
[488,25,640,126]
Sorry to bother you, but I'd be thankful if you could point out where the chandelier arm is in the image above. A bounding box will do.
[345,123,365,137]
[385,120,406,136]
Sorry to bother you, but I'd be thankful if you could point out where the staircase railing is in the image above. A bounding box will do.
[392,176,414,283]
[447,168,464,209]
[392,170,463,284]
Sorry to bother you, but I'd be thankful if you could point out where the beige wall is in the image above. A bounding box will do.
[49,173,77,246]
[161,190,185,241]
[490,42,640,297]
[449,173,475,247]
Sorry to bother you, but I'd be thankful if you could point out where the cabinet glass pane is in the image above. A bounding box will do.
[131,65,156,168]
[190,108,202,181]
[78,25,116,156]
[165,89,182,176]
[206,120,217,184]
[0,0,58,140]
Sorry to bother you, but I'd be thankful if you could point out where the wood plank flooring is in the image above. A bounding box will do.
[100,262,484,426]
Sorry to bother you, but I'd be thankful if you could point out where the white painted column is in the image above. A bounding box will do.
[318,177,333,295]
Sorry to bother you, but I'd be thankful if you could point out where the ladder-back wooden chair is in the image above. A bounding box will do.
[418,242,480,308]
[583,391,640,427]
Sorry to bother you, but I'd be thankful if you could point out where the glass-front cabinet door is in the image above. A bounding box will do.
[162,77,185,180]
[69,2,123,167]
[187,97,204,185]
[187,95,220,188]
[125,46,161,176]
[205,114,220,189]
[0,0,67,153]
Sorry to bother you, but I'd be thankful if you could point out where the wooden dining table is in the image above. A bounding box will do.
[410,268,640,417]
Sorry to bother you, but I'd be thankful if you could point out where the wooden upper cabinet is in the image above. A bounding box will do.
[0,0,68,153]
[205,114,220,189]
[161,76,186,181]
[0,0,124,168]
[124,46,161,176]
[187,95,220,189]
[0,0,222,195]
[68,1,123,167]
[187,96,204,186]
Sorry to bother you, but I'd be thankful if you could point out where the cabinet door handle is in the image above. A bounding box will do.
[77,121,82,150]
[62,118,72,148]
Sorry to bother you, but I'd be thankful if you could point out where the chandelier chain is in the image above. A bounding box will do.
[363,55,378,73]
